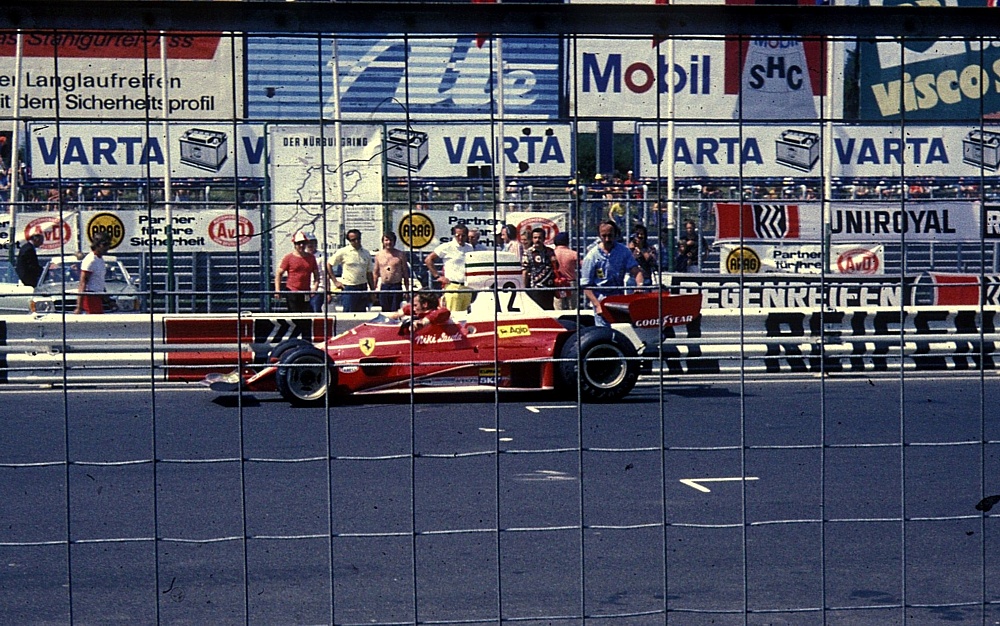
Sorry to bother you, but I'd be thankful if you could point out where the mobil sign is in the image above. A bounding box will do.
[573,37,723,119]
[385,123,572,178]
[27,122,266,179]
[572,28,824,120]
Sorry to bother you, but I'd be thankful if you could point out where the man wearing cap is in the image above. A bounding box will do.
[16,228,45,288]
[275,230,320,313]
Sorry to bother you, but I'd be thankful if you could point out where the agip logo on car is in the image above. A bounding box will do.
[497,324,531,339]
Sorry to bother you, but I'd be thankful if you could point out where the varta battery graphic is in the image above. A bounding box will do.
[775,130,820,172]
[179,128,228,172]
[857,0,1000,121]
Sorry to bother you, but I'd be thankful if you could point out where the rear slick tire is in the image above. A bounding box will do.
[558,327,639,402]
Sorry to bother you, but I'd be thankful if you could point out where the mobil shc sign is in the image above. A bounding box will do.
[27,122,266,179]
[246,36,559,120]
[857,0,1000,121]
[385,123,573,178]
[0,33,242,119]
[573,31,825,120]
[638,123,1000,179]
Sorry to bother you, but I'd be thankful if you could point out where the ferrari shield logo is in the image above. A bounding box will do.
[359,337,376,356]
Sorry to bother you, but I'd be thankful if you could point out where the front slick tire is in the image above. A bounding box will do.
[276,346,333,405]
[559,327,640,402]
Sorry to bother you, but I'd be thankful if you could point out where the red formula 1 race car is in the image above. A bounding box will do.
[205,290,702,405]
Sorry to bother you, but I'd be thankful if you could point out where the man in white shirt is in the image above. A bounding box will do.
[424,223,473,312]
[330,229,375,312]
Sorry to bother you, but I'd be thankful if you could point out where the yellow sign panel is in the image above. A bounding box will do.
[725,247,761,274]
[87,212,126,250]
[497,324,531,339]
[397,212,435,249]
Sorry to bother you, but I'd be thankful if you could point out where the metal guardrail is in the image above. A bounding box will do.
[2,305,998,384]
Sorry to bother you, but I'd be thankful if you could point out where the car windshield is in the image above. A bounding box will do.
[0,261,18,285]
[42,261,128,285]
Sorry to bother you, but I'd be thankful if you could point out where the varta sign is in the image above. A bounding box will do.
[637,123,1000,179]
[385,123,573,179]
[28,122,266,179]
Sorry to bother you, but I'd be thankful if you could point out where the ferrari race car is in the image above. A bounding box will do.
[205,290,702,405]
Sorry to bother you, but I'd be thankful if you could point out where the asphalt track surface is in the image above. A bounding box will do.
[3,371,1000,625]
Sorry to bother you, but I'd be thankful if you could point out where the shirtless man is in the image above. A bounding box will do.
[373,231,410,312]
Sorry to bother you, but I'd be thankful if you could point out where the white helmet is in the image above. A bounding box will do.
[291,230,310,243]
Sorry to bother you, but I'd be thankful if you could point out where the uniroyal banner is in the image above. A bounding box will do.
[715,201,981,243]
[269,124,383,259]
[389,210,567,251]
[856,0,1000,121]
[246,36,560,120]
[384,123,573,178]
[0,33,243,120]
[719,243,885,275]
[26,122,266,179]
[714,202,819,242]
[637,123,1000,179]
[80,209,261,254]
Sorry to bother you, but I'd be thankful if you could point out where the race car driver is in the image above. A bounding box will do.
[387,291,451,329]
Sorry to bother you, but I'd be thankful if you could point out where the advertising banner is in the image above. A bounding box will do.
[0,33,243,120]
[1,212,75,255]
[572,0,826,122]
[637,122,1000,179]
[384,123,573,179]
[80,208,261,254]
[856,0,1000,121]
[715,201,981,244]
[663,273,910,309]
[390,209,567,251]
[246,36,560,120]
[27,122,267,180]
[924,272,1000,306]
[719,242,885,275]
[269,124,383,259]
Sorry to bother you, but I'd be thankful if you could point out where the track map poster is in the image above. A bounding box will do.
[268,124,383,257]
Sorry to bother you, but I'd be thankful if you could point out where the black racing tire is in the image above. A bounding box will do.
[275,346,335,405]
[557,326,640,402]
[269,338,312,363]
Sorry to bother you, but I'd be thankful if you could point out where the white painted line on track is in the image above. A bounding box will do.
[680,476,760,493]
[525,405,577,413]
